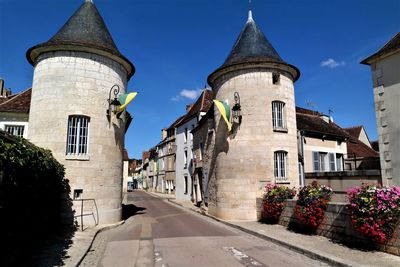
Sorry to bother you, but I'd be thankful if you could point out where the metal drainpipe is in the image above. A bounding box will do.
[298,130,306,187]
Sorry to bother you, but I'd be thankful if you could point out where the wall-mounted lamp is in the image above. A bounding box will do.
[232,91,242,125]
[107,85,121,127]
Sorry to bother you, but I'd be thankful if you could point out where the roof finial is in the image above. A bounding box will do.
[85,0,93,3]
[247,0,254,22]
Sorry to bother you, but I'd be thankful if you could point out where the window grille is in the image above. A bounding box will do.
[274,151,287,180]
[66,116,90,155]
[5,125,24,137]
[272,101,285,129]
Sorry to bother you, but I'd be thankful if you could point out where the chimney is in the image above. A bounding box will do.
[0,79,11,98]
[320,114,333,123]
[186,104,193,112]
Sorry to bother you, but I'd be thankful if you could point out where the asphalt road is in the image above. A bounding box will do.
[81,191,330,267]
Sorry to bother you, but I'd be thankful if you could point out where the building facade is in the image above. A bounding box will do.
[296,107,348,183]
[175,90,213,201]
[206,11,300,220]
[361,32,400,186]
[26,1,134,224]
[0,81,31,139]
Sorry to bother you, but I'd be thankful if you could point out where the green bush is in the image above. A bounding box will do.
[0,131,71,239]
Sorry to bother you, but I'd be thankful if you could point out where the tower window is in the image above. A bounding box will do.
[73,189,83,200]
[66,115,90,155]
[272,73,280,85]
[274,151,288,180]
[272,101,286,130]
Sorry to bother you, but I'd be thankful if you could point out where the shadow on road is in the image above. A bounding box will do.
[122,204,146,220]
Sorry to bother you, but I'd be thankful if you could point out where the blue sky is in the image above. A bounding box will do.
[0,0,399,159]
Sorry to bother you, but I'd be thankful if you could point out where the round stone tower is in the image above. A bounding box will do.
[207,11,300,220]
[26,0,134,224]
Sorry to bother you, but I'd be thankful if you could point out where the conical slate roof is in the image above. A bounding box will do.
[208,11,299,85]
[27,0,134,79]
[222,11,283,67]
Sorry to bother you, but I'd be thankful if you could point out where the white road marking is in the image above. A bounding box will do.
[223,247,264,267]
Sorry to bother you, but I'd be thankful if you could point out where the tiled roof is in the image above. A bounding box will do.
[343,126,379,158]
[26,1,134,79]
[343,126,363,139]
[0,88,31,113]
[296,107,350,140]
[142,151,150,162]
[296,107,323,116]
[176,89,213,127]
[361,32,400,65]
[208,11,300,85]
[223,11,284,68]
[347,139,379,158]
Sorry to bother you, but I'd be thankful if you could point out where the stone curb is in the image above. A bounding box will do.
[166,198,353,267]
[74,220,125,267]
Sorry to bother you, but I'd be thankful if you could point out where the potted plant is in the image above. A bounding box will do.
[261,184,296,223]
[347,184,400,243]
[294,181,333,231]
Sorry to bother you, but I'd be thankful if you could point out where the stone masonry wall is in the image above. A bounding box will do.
[256,198,400,256]
[29,51,127,224]
[209,68,299,220]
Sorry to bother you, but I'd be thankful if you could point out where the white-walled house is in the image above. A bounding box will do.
[0,83,31,139]
[296,107,348,184]
[175,89,212,201]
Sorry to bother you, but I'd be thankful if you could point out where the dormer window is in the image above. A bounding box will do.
[272,73,280,85]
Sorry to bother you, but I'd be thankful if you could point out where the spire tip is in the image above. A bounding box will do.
[247,10,253,22]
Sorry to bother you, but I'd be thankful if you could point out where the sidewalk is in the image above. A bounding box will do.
[62,222,124,267]
[158,194,400,267]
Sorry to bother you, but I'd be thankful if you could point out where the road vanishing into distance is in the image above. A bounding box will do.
[80,191,330,267]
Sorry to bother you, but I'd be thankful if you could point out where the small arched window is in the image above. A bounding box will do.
[272,101,286,130]
[66,115,90,155]
[274,151,288,180]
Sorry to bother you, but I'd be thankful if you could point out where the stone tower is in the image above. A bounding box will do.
[26,0,134,224]
[207,11,300,220]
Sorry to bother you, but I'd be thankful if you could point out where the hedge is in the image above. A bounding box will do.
[0,131,72,248]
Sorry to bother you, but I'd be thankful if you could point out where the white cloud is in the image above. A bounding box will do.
[320,58,345,68]
[170,96,181,102]
[171,89,202,102]
[180,89,202,100]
